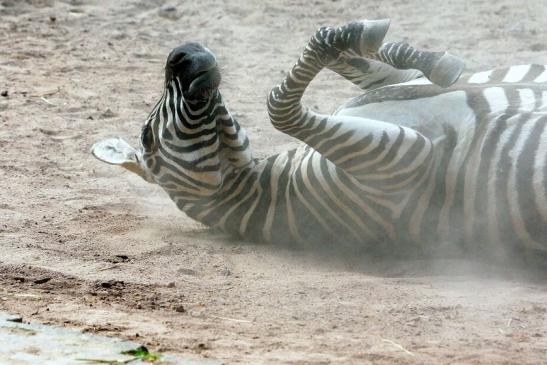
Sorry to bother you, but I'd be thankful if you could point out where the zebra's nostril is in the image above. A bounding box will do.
[168,52,187,67]
[192,69,210,81]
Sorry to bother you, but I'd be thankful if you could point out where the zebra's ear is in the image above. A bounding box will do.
[91,137,146,178]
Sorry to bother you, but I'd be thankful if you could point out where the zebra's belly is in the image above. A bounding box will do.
[413,110,547,254]
[335,89,477,142]
[284,115,547,253]
[335,83,547,252]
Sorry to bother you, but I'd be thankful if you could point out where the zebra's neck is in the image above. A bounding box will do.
[159,87,255,209]
[211,92,255,172]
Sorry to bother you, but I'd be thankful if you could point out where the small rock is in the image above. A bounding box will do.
[1,90,7,97]
[100,280,124,289]
[100,108,117,119]
[112,32,127,41]
[220,269,231,276]
[158,5,180,20]
[167,282,176,288]
[196,343,208,350]
[174,305,186,313]
[530,43,546,52]
[34,277,51,285]
[49,15,56,22]
[506,22,525,35]
[110,254,130,263]
[37,128,60,136]
[178,268,197,276]
[6,316,23,323]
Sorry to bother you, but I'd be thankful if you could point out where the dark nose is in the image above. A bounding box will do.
[165,42,217,85]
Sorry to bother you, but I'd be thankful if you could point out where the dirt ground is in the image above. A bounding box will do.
[2,0,547,364]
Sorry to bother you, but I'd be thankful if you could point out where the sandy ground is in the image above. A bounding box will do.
[2,0,547,363]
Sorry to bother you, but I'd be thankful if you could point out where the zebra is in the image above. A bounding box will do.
[92,19,547,260]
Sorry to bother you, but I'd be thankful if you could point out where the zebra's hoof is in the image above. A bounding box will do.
[358,18,391,53]
[429,52,465,88]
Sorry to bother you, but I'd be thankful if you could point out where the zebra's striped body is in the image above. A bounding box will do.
[335,66,547,255]
[92,20,547,258]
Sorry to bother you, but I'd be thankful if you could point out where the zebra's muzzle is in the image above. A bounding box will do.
[165,42,221,100]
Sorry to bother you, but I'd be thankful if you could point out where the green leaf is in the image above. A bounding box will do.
[121,346,162,362]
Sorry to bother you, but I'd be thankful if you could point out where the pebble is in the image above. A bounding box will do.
[34,277,52,285]
[530,43,546,52]
[6,316,23,323]
[101,108,117,119]
[178,268,197,276]
[174,305,186,313]
[111,254,130,263]
[100,280,124,289]
[1,90,8,97]
[167,282,176,288]
[158,5,180,20]
[196,343,208,350]
[506,22,525,35]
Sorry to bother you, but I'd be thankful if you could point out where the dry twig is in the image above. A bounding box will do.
[210,315,252,323]
[382,338,415,357]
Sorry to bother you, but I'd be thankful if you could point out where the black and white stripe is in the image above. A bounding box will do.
[135,20,547,257]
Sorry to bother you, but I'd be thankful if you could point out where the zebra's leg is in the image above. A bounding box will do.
[324,19,465,90]
[267,20,459,183]
[328,54,424,91]
[325,19,422,90]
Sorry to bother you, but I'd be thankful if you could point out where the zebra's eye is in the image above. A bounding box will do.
[141,123,155,152]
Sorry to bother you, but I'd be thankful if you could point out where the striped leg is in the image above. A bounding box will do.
[374,41,464,88]
[325,19,465,90]
[326,19,421,91]
[328,54,424,91]
[267,20,458,185]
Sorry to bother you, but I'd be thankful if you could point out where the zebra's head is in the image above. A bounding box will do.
[164,42,221,101]
[92,42,251,201]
